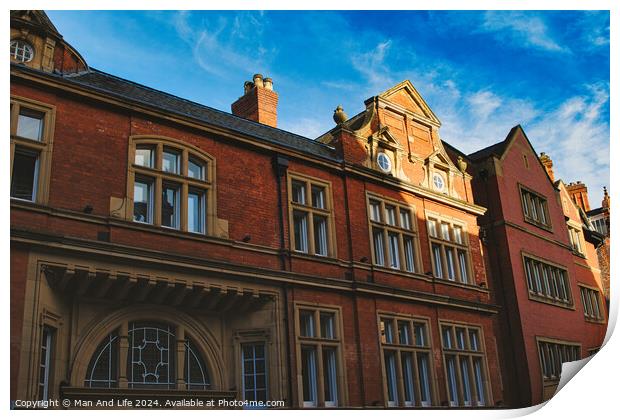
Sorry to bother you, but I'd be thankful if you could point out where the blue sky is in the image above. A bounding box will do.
[47,10,610,205]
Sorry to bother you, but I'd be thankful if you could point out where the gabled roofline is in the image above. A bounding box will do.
[370,79,441,126]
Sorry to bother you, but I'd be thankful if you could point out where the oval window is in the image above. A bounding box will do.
[433,172,446,192]
[377,152,392,174]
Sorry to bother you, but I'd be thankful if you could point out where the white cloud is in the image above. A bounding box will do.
[526,84,610,205]
[171,11,274,78]
[480,11,568,53]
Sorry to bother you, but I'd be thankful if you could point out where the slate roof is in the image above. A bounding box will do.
[467,125,519,161]
[16,65,339,162]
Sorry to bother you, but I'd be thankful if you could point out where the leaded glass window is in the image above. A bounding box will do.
[84,322,210,390]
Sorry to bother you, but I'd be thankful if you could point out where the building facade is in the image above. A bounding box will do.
[468,127,608,406]
[10,11,606,409]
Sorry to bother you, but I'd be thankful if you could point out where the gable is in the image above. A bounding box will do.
[378,80,441,125]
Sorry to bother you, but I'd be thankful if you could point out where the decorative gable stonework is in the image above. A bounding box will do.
[326,80,471,203]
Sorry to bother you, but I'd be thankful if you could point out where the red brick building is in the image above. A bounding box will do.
[10,11,606,409]
[468,127,607,406]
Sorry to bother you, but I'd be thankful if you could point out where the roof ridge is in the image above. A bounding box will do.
[78,68,332,148]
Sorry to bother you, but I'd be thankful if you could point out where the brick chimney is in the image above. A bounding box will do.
[231,74,278,127]
[566,181,591,212]
[539,152,555,182]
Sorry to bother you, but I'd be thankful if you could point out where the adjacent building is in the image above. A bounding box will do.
[10,10,607,409]
[468,127,607,406]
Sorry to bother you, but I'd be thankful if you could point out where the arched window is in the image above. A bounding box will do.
[128,136,215,235]
[84,321,210,390]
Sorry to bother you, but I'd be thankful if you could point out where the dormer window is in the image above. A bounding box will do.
[10,39,34,63]
[377,152,392,174]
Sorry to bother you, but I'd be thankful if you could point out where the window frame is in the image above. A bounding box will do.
[38,325,55,401]
[366,193,422,275]
[127,136,215,235]
[426,213,476,287]
[294,303,346,408]
[287,172,337,258]
[567,222,585,257]
[378,313,436,407]
[535,337,581,400]
[10,95,56,205]
[519,184,553,231]
[439,321,492,408]
[578,284,605,323]
[522,253,574,309]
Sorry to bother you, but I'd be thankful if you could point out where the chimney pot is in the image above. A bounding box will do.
[232,73,278,127]
[243,81,254,95]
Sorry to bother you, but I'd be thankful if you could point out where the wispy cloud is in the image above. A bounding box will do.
[526,83,610,198]
[171,11,275,78]
[480,11,569,53]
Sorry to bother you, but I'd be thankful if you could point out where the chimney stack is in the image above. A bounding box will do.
[231,73,278,127]
[539,152,555,182]
[566,181,591,212]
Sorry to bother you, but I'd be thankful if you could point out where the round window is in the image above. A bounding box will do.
[10,40,34,63]
[377,152,392,174]
[433,173,445,192]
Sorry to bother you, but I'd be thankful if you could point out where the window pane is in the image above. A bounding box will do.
[469,330,479,351]
[388,232,400,269]
[185,338,210,390]
[398,321,411,345]
[39,327,53,400]
[293,211,309,253]
[188,190,205,233]
[455,328,466,350]
[133,179,153,223]
[17,108,44,141]
[442,327,452,349]
[300,311,315,337]
[313,215,328,256]
[384,351,398,405]
[418,353,432,406]
[292,181,306,204]
[322,347,338,406]
[441,223,450,240]
[320,313,335,339]
[135,147,154,168]
[127,323,175,389]
[458,250,469,283]
[460,358,472,406]
[162,149,180,174]
[445,246,456,280]
[427,219,437,237]
[403,237,416,273]
[432,244,443,278]
[373,228,385,266]
[188,158,205,180]
[414,324,426,346]
[400,209,412,230]
[11,149,38,201]
[311,185,326,209]
[162,184,180,228]
[242,343,267,402]
[401,353,415,406]
[446,356,458,406]
[453,226,463,244]
[385,205,397,226]
[301,346,318,405]
[369,200,382,222]
[381,318,394,344]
